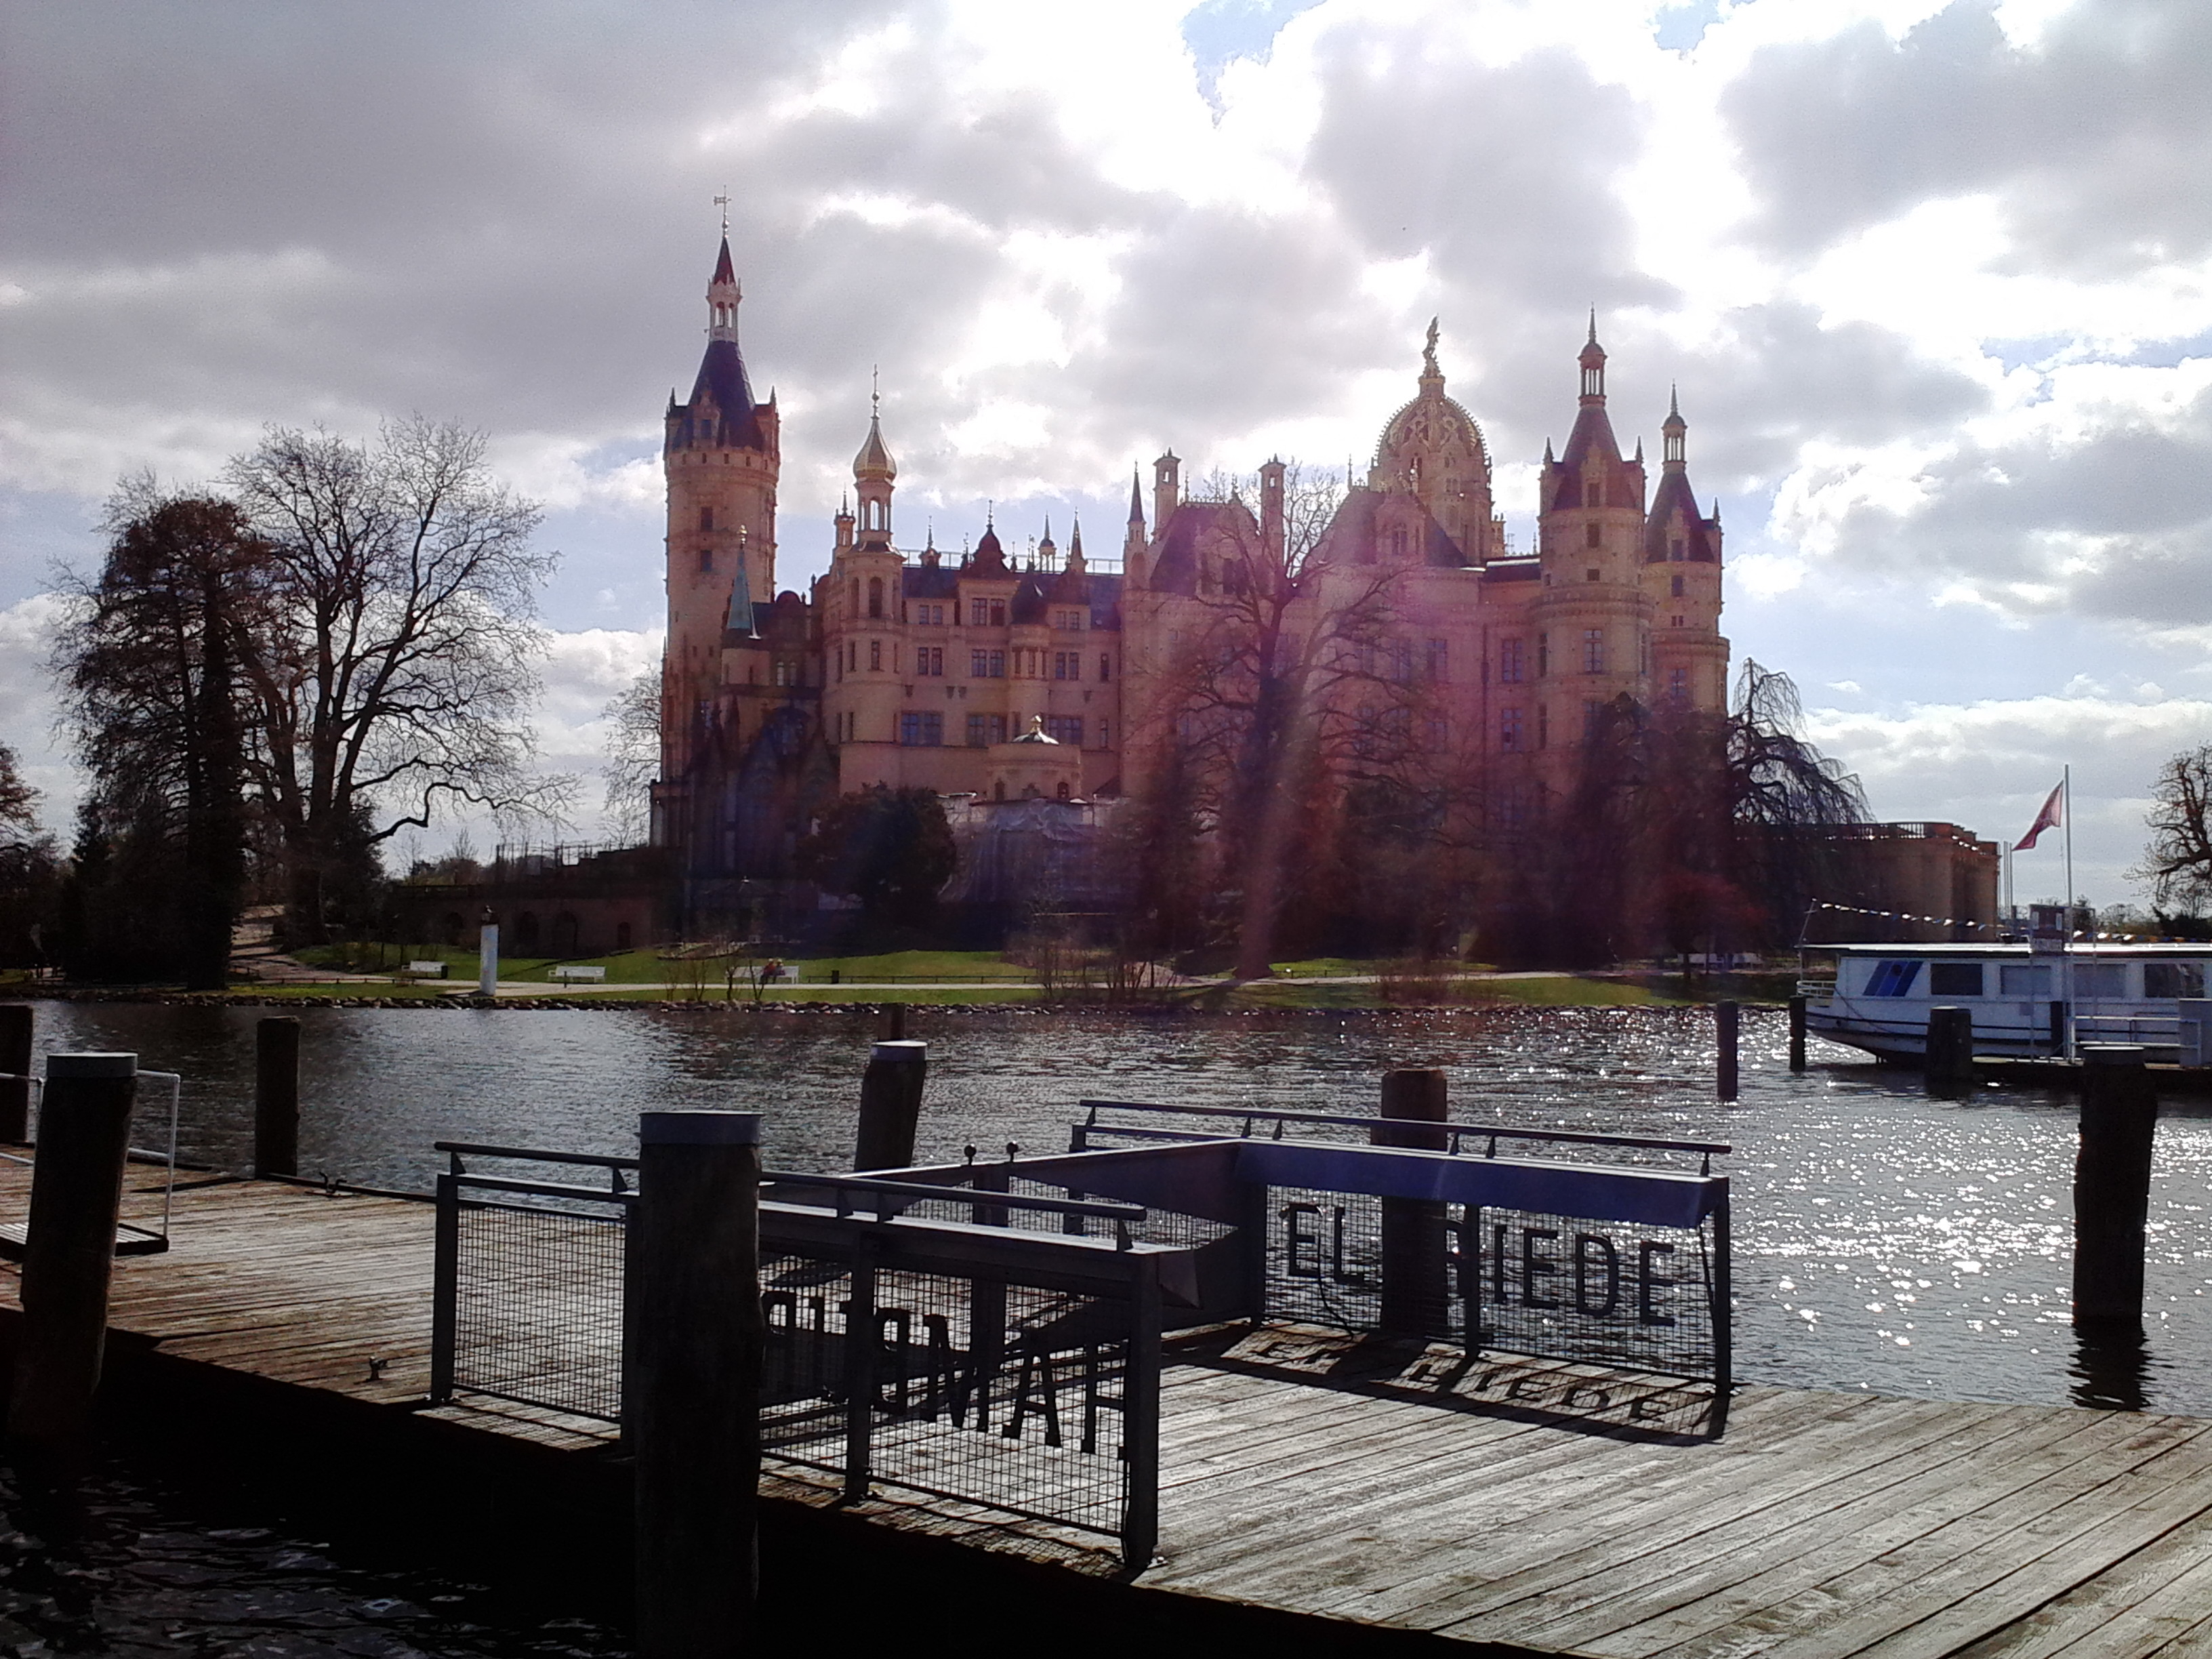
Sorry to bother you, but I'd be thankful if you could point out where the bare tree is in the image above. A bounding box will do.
[1126,464,1432,977]
[226,417,571,940]
[2132,745,2212,913]
[600,667,659,844]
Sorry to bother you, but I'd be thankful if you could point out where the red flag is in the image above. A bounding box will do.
[2016,781,2062,851]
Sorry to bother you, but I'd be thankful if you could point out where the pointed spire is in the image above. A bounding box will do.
[726,530,756,638]
[1663,386,1687,469]
[707,238,740,343]
[1578,314,1607,403]
[1069,513,1083,558]
[1127,468,1145,525]
[1586,306,1597,346]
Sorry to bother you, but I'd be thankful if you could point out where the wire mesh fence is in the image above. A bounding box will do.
[758,1250,1140,1540]
[445,1195,628,1422]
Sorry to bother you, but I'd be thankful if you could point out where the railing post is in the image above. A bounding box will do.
[1715,1001,1740,1101]
[1787,994,1807,1073]
[1375,1067,1450,1336]
[2074,1046,2156,1339]
[0,1002,31,1143]
[842,1237,878,1504]
[634,1110,762,1659]
[429,1172,459,1405]
[5,1052,137,1476]
[1708,1187,1732,1439]
[254,1015,300,1178]
[853,1040,928,1171]
[1121,1253,1161,1568]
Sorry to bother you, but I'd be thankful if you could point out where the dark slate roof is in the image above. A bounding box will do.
[1011,571,1048,626]
[971,524,1008,577]
[1548,403,1629,510]
[901,565,961,600]
[1147,500,1256,594]
[684,339,766,451]
[1643,470,1720,563]
[712,237,737,286]
[1319,487,1472,569]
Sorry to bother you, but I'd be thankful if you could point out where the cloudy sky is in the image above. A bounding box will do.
[3,0,2207,907]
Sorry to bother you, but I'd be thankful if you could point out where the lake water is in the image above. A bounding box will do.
[24,999,2212,1418]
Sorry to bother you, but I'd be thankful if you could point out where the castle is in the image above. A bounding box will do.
[650,237,1730,934]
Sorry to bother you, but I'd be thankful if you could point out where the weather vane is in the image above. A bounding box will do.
[872,363,880,415]
[714,190,730,238]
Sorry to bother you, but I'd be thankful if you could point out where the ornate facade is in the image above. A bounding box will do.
[651,239,1729,924]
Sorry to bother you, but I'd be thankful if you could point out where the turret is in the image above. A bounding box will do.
[853,387,895,550]
[1153,451,1180,535]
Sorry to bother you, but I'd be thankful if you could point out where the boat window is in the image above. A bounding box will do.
[2073,963,2127,998]
[1929,963,1982,998]
[1999,964,2053,996]
[2146,962,2207,998]
[1865,960,1922,997]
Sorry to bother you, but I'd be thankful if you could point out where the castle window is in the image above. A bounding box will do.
[1583,629,1605,674]
[1426,638,1448,681]
[924,647,944,676]
[1671,574,1685,597]
[699,547,713,572]
[1057,781,1071,800]
[1537,705,1549,749]
[899,712,943,747]
[1585,567,1599,582]
[1499,638,1524,683]
[970,600,989,626]
[970,649,987,678]
[773,659,794,687]
[1672,615,1685,628]
[1053,651,1069,680]
[1500,708,1522,751]
[1099,653,1111,682]
[1391,639,1415,683]
[1537,634,1549,677]
[991,600,1007,628]
[1585,524,1601,550]
[1669,668,1689,703]
[699,507,714,533]
[1584,699,1605,737]
[989,650,1006,678]
[867,578,884,619]
[1046,716,1083,745]
[869,640,882,672]
[1671,539,1685,561]
[1098,720,1110,747]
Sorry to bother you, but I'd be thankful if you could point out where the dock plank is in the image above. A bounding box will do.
[7,1160,2212,1656]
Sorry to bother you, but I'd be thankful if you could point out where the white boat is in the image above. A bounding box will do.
[1801,942,2212,1064]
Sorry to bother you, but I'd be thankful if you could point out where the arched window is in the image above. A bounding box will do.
[867,577,884,619]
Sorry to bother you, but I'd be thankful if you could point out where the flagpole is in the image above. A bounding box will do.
[2062,764,2074,1061]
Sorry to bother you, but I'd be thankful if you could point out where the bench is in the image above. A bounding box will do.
[401,961,448,979]
[549,965,608,984]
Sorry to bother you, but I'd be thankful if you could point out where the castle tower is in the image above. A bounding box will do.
[1364,319,1495,562]
[1532,316,1652,774]
[1639,387,1729,713]
[825,398,907,771]
[661,234,780,783]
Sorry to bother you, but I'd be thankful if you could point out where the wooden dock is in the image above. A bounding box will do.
[7,1162,2212,1656]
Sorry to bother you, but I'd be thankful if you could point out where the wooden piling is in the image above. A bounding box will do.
[2074,1045,2157,1337]
[0,1002,30,1143]
[1716,1001,1740,1101]
[1374,1067,1450,1337]
[1787,994,1807,1073]
[633,1109,762,1659]
[254,1016,300,1179]
[880,1003,905,1042]
[853,1040,928,1172]
[5,1052,138,1471]
[1925,1006,1975,1095]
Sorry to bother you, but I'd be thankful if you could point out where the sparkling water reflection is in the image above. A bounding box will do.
[25,1001,2212,1417]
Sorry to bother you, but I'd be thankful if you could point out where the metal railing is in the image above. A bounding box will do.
[427,1141,1168,1562]
[0,1069,182,1256]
